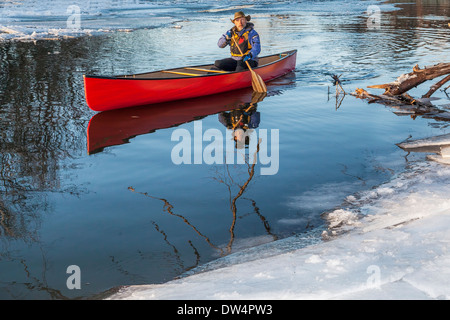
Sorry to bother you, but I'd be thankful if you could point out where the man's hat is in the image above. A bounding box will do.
[231,11,251,23]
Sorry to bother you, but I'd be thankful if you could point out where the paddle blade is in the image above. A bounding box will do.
[250,70,267,93]
[251,91,267,104]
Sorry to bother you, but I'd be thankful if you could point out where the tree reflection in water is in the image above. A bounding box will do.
[0,37,98,299]
[128,136,278,272]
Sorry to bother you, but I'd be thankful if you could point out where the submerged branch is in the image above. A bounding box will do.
[330,74,346,110]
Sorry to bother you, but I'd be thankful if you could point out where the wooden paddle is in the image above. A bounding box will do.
[232,37,267,93]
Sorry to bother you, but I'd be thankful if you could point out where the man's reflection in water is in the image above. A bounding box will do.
[218,101,261,149]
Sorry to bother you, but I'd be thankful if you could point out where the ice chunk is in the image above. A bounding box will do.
[397,133,450,150]
[427,154,450,165]
[441,146,450,158]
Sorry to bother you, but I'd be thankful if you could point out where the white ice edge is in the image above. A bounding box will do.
[107,154,450,300]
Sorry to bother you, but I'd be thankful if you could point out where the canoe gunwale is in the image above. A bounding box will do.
[84,50,297,81]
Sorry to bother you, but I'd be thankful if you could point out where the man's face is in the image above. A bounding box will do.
[234,17,247,31]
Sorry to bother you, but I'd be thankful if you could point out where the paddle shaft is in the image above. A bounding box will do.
[231,36,254,71]
[231,36,267,93]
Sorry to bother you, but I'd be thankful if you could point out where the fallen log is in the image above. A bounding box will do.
[368,63,450,96]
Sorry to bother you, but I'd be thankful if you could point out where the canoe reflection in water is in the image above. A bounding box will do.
[87,87,268,155]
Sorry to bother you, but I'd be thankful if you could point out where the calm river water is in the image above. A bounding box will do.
[0,0,449,299]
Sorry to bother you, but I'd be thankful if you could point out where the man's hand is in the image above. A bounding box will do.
[243,53,252,62]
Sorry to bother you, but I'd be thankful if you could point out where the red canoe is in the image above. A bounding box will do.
[83,50,297,112]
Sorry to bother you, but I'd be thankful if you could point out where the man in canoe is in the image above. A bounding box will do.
[215,11,261,72]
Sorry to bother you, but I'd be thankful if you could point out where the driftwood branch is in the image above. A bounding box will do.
[351,62,450,122]
[352,88,431,110]
[423,74,450,98]
[368,63,450,96]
